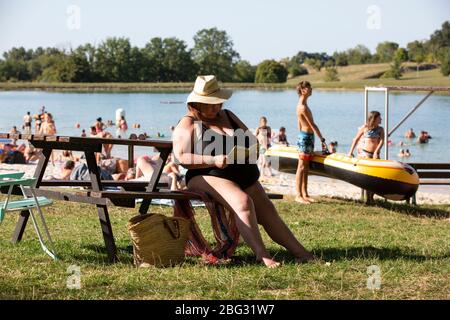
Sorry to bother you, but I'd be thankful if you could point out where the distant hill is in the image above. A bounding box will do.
[287,63,450,89]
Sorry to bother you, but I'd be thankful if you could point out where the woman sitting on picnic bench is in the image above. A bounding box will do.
[172,75,315,268]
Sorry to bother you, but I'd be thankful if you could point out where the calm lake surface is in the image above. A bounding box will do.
[0,90,448,162]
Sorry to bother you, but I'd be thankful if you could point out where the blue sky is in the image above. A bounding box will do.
[0,0,448,64]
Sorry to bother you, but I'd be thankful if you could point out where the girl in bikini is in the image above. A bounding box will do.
[347,111,385,203]
[347,111,384,160]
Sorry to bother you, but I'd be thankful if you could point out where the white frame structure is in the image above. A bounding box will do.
[364,86,450,160]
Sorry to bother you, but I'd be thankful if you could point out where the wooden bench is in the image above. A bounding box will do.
[0,133,283,262]
[408,163,450,205]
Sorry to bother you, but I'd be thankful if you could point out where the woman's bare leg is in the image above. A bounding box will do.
[188,175,279,268]
[136,157,155,178]
[245,181,315,263]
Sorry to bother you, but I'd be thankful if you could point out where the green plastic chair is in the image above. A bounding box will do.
[0,172,57,260]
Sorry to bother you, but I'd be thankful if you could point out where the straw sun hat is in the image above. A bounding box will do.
[186,75,232,105]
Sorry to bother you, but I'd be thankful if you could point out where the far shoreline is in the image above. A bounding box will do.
[1,82,450,95]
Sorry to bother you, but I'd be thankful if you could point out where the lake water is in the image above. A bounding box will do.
[0,90,448,162]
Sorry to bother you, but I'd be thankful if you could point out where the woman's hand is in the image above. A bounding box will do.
[213,155,228,169]
[347,152,354,158]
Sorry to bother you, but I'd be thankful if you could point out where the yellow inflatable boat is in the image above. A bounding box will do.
[265,145,419,201]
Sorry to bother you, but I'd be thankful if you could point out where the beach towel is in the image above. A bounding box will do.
[173,190,240,264]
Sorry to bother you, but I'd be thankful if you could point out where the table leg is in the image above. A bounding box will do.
[85,151,118,262]
[139,148,171,215]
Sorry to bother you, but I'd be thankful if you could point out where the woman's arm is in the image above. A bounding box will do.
[172,116,227,169]
[373,128,385,159]
[347,126,365,157]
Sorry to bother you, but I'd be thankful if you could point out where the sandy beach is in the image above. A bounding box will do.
[1,162,449,205]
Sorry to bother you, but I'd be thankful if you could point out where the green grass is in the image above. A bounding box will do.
[1,64,449,93]
[0,195,449,300]
[287,63,450,90]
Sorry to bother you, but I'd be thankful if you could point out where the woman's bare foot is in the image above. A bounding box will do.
[304,196,316,203]
[295,196,310,204]
[259,257,281,268]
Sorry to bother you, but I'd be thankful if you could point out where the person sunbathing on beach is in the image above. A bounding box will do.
[57,150,77,162]
[163,153,184,190]
[24,144,41,163]
[173,75,315,267]
[46,160,76,180]
[295,81,327,204]
[348,110,384,203]
[127,155,181,189]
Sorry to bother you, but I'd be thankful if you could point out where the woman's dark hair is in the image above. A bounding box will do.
[367,111,381,130]
[296,81,311,96]
[129,133,138,140]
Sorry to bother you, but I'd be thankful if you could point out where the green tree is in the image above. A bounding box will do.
[39,55,77,82]
[233,60,256,82]
[255,60,288,83]
[0,47,33,80]
[142,37,197,82]
[407,40,426,77]
[426,21,450,60]
[381,58,402,79]
[346,45,372,64]
[438,46,450,76]
[305,58,322,71]
[324,66,339,82]
[95,37,135,82]
[394,48,408,63]
[287,64,308,77]
[332,51,349,66]
[192,28,240,82]
[375,41,399,62]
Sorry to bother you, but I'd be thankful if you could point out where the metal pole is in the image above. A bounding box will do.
[384,89,389,160]
[388,91,434,137]
[362,88,369,201]
[364,88,368,122]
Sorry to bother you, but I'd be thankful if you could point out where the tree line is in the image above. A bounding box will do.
[0,22,449,84]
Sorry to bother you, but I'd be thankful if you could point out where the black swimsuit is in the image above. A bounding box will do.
[184,110,260,190]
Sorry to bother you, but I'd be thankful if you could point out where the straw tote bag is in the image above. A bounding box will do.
[128,213,191,267]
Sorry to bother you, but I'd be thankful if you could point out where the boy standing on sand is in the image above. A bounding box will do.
[295,81,326,204]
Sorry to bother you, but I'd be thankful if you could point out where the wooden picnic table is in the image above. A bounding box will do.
[1,133,283,263]
[0,133,173,262]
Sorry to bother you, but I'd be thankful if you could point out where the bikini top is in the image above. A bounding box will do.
[184,109,255,157]
[364,126,382,139]
[257,126,271,139]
